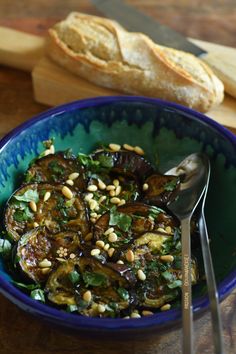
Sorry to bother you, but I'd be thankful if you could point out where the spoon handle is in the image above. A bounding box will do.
[198,213,225,354]
[181,217,194,354]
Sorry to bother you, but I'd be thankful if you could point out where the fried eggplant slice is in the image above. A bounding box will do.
[94,203,178,252]
[25,152,86,191]
[46,257,136,317]
[5,183,90,241]
[92,150,154,181]
[142,174,181,206]
[17,227,81,282]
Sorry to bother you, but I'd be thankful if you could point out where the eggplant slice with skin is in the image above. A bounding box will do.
[92,150,154,182]
[5,183,90,241]
[25,152,86,191]
[46,256,136,317]
[94,203,178,252]
[17,227,81,282]
[142,174,181,206]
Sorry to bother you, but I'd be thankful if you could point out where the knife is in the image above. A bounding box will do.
[92,0,236,99]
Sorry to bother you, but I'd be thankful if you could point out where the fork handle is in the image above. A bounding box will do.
[198,214,225,354]
[181,217,194,354]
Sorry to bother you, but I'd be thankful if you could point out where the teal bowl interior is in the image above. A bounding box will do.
[0,96,236,332]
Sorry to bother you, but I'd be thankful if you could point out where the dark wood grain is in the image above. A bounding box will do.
[0,1,236,353]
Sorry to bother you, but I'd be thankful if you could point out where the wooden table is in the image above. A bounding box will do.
[0,1,236,353]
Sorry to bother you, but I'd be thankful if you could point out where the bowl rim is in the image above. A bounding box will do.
[0,95,236,331]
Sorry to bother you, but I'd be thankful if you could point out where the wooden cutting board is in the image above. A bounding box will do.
[0,26,236,129]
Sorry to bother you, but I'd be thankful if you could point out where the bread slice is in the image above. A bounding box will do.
[47,12,224,112]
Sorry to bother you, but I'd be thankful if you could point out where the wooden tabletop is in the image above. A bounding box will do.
[0,1,236,353]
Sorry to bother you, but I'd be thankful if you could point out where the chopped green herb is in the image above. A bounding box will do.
[117,287,129,301]
[13,207,33,222]
[109,206,132,232]
[148,206,164,219]
[82,272,108,287]
[164,178,178,192]
[161,271,174,282]
[66,304,78,312]
[77,153,100,168]
[0,238,12,257]
[69,271,80,284]
[30,289,45,302]
[167,280,182,289]
[14,189,39,203]
[97,154,114,168]
[77,299,90,311]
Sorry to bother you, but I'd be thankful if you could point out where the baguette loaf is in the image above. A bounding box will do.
[47,12,224,112]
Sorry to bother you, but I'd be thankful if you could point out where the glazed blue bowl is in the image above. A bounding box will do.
[0,96,236,335]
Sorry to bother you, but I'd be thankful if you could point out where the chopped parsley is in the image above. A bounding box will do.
[109,206,132,232]
[117,287,129,301]
[164,178,178,192]
[14,189,39,203]
[30,289,45,303]
[0,238,12,257]
[82,272,108,287]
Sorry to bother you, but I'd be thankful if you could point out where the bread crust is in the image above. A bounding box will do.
[47,12,224,112]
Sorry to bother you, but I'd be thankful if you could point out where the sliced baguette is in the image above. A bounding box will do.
[47,12,224,112]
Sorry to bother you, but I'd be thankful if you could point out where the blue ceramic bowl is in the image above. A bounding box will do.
[0,96,236,335]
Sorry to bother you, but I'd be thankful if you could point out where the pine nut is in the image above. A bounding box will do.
[97,304,106,313]
[90,212,97,218]
[69,172,79,180]
[126,250,135,262]
[108,248,115,257]
[50,145,55,154]
[118,199,126,206]
[117,260,124,264]
[104,243,110,251]
[98,195,106,203]
[41,267,51,274]
[160,303,171,311]
[39,259,52,268]
[134,146,144,155]
[109,190,116,197]
[44,149,51,156]
[89,199,98,210]
[90,218,97,224]
[109,143,121,152]
[62,186,73,199]
[84,232,93,241]
[137,269,146,281]
[142,310,153,316]
[131,312,141,318]
[142,183,149,191]
[115,186,122,196]
[33,222,39,228]
[165,226,172,234]
[87,184,98,192]
[96,240,105,248]
[69,253,76,259]
[91,248,101,256]
[123,316,130,319]
[43,191,51,202]
[160,255,174,263]
[157,227,167,233]
[83,290,92,302]
[29,201,37,212]
[113,179,120,187]
[104,227,114,235]
[66,179,74,186]
[110,197,121,204]
[108,232,118,242]
[123,143,134,151]
[98,179,106,190]
[85,193,94,201]
[106,185,116,191]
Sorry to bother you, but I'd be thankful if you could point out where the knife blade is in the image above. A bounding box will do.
[92,0,236,99]
[92,0,206,56]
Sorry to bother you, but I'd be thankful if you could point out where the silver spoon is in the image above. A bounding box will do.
[166,153,224,354]
[166,153,209,354]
